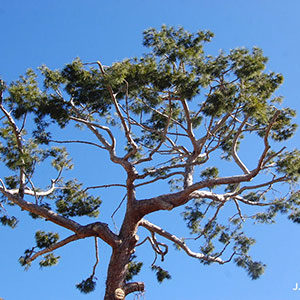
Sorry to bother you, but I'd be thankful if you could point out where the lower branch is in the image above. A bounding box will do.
[124,282,145,295]
[0,189,121,247]
[139,219,225,264]
[26,234,81,264]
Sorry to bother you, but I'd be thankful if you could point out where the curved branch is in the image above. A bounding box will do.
[49,139,106,150]
[139,219,225,264]
[257,110,280,169]
[91,237,99,278]
[134,99,173,164]
[69,116,113,150]
[135,171,184,188]
[0,189,121,247]
[96,61,138,159]
[84,183,126,192]
[135,170,258,215]
[231,116,250,174]
[69,116,116,149]
[124,282,145,296]
[180,98,198,150]
[1,189,81,232]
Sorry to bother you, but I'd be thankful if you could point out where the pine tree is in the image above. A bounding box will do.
[0,26,299,299]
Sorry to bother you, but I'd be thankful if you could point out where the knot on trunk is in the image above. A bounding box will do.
[114,288,125,299]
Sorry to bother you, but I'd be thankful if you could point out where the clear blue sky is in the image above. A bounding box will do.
[1,1,300,299]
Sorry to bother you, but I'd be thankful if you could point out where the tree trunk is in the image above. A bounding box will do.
[104,211,141,300]
[104,243,133,299]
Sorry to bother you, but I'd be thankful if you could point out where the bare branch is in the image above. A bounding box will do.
[231,116,250,174]
[7,179,57,197]
[0,104,26,196]
[69,116,114,150]
[135,170,260,215]
[180,98,198,150]
[257,110,280,170]
[50,139,106,150]
[229,176,287,197]
[134,99,173,164]
[96,61,138,159]
[233,199,245,222]
[84,183,126,192]
[135,171,184,188]
[139,219,226,264]
[197,112,231,151]
[91,237,99,278]
[111,194,127,232]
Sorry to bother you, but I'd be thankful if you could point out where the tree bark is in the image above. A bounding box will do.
[104,245,133,300]
[104,212,142,300]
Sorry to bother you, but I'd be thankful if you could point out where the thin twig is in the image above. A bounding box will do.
[91,237,99,279]
[111,194,127,232]
[50,139,106,150]
[84,184,126,192]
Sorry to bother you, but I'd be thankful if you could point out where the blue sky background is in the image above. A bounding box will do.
[1,1,300,300]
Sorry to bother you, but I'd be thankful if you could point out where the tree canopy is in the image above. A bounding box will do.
[0,25,299,299]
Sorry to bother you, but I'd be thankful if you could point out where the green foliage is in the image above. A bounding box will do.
[7,69,43,119]
[234,256,265,280]
[233,234,256,254]
[39,253,60,268]
[143,25,213,63]
[19,231,60,269]
[35,231,59,249]
[125,255,143,281]
[182,199,206,234]
[76,277,97,294]
[0,215,18,228]
[53,180,101,218]
[49,147,73,171]
[243,192,261,202]
[4,175,18,189]
[151,265,171,283]
[276,150,300,182]
[19,250,33,269]
[200,167,219,180]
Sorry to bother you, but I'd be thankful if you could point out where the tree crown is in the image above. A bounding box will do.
[0,26,299,298]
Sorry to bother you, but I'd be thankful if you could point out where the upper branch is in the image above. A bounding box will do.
[231,116,250,174]
[0,104,26,195]
[96,61,138,159]
[180,98,198,151]
[135,170,261,216]
[257,110,280,169]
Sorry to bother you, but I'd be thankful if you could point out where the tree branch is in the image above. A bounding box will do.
[84,183,126,192]
[124,282,145,296]
[231,116,250,174]
[25,234,81,264]
[139,219,226,264]
[49,139,106,150]
[96,61,138,159]
[0,188,121,247]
